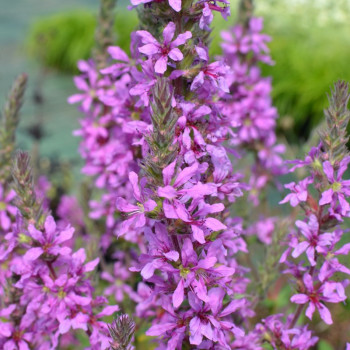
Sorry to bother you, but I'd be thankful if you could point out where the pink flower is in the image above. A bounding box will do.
[279,177,313,207]
[23,216,74,261]
[292,215,332,266]
[137,22,191,74]
[0,185,17,231]
[319,157,350,216]
[290,273,346,325]
[116,172,157,236]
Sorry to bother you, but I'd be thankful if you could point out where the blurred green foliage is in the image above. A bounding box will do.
[27,0,350,141]
[27,10,138,73]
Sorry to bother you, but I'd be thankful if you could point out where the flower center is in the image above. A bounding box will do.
[0,201,7,210]
[180,265,190,278]
[332,182,341,192]
[13,329,23,342]
[58,289,67,299]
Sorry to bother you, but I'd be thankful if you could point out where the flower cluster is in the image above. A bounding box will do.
[220,17,286,204]
[0,151,118,349]
[280,82,350,326]
[65,0,350,348]
[0,213,119,349]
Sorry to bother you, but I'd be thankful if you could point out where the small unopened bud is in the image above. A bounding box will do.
[108,314,135,350]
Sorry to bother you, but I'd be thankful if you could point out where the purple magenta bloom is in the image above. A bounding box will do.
[23,216,74,261]
[137,22,191,74]
[67,60,103,112]
[116,172,157,236]
[319,158,350,216]
[279,177,313,207]
[172,238,234,308]
[0,185,17,231]
[191,46,229,93]
[290,273,346,324]
[317,231,350,282]
[188,289,244,347]
[292,215,332,266]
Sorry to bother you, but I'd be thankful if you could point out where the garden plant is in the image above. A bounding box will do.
[0,0,349,349]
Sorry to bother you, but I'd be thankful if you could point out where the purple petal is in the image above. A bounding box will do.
[188,291,203,312]
[303,273,314,291]
[141,262,155,279]
[191,225,206,244]
[208,287,225,315]
[306,246,316,266]
[204,217,226,231]
[136,30,158,45]
[319,188,333,206]
[291,241,309,259]
[192,277,209,302]
[335,243,350,255]
[116,197,139,213]
[162,161,176,185]
[172,31,192,47]
[73,76,89,91]
[67,94,84,104]
[0,322,12,337]
[173,279,184,308]
[195,46,209,61]
[290,293,308,304]
[143,199,157,212]
[305,302,315,320]
[197,256,216,269]
[337,156,350,179]
[107,46,129,62]
[168,48,183,61]
[181,238,197,266]
[84,258,100,272]
[56,227,74,244]
[163,200,178,219]
[318,303,332,324]
[164,250,179,261]
[174,163,198,188]
[323,161,335,182]
[23,247,43,261]
[168,0,182,12]
[220,299,245,317]
[163,22,176,44]
[189,317,202,345]
[59,319,72,334]
[146,323,176,336]
[191,71,205,91]
[129,172,141,201]
[69,293,91,306]
[139,43,160,56]
[157,185,177,200]
[155,55,168,74]
[71,312,89,330]
[44,215,56,237]
[97,305,120,317]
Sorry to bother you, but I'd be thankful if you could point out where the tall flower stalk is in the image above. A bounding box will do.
[279,81,350,329]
